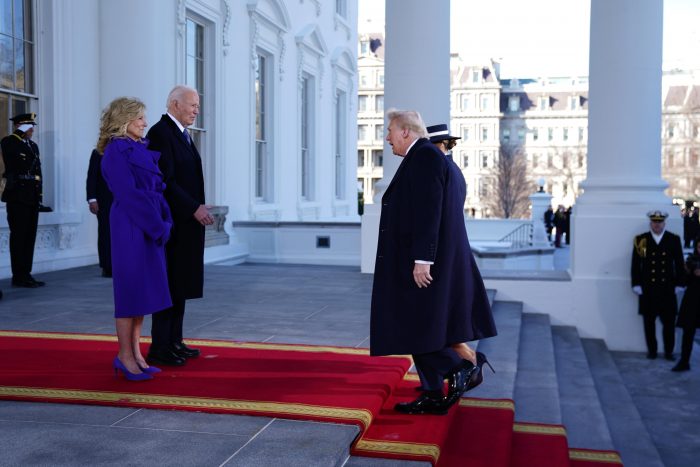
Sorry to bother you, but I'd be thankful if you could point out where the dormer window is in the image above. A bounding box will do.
[539,96,548,110]
[508,95,520,112]
[360,40,369,56]
[472,70,480,83]
[570,96,578,110]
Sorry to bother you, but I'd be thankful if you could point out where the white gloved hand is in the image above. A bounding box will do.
[632,286,643,296]
[675,286,686,294]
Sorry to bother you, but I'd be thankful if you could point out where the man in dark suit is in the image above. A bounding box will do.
[86,148,113,277]
[146,85,214,366]
[1,113,50,288]
[631,210,686,360]
[370,110,497,415]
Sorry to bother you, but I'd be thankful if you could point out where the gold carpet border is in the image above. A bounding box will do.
[355,439,440,463]
[403,373,420,382]
[459,398,515,411]
[513,423,567,437]
[0,386,373,428]
[0,330,394,358]
[569,449,623,464]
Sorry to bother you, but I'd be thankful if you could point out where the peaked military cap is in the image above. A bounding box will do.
[10,113,37,125]
[647,210,668,222]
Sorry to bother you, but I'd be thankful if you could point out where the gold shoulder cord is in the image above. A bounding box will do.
[634,236,647,258]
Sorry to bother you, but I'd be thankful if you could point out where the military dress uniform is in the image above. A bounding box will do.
[631,213,685,359]
[0,113,47,287]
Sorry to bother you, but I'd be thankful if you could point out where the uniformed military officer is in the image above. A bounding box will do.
[631,210,686,359]
[1,113,51,288]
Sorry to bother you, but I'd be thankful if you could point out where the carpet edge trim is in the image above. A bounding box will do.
[513,422,567,436]
[354,439,440,463]
[569,448,623,464]
[0,386,374,428]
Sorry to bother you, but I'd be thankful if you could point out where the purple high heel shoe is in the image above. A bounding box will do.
[113,357,153,381]
[138,364,162,374]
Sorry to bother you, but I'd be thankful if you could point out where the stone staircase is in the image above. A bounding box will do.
[345,293,666,466]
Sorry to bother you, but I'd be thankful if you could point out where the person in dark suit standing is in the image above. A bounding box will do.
[672,238,700,372]
[631,210,686,360]
[146,85,214,366]
[86,148,114,277]
[371,110,497,415]
[1,113,51,288]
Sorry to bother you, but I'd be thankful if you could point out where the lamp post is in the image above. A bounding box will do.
[530,178,552,247]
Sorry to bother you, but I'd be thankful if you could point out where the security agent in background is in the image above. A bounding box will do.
[631,210,686,360]
[0,113,52,288]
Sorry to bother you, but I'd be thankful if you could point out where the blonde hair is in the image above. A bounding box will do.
[386,108,428,138]
[96,97,146,153]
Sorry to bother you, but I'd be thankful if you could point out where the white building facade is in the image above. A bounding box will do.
[0,0,360,277]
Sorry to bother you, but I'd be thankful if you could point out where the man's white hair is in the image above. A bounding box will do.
[386,108,428,137]
[166,85,198,108]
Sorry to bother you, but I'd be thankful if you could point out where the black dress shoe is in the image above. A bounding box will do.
[101,268,112,278]
[172,342,200,358]
[0,289,3,300]
[664,353,675,361]
[147,348,186,366]
[12,279,40,288]
[394,392,448,415]
[28,277,45,287]
[646,352,658,360]
[671,361,690,372]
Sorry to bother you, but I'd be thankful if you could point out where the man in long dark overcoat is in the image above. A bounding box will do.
[631,210,686,360]
[370,110,497,415]
[86,148,113,277]
[146,85,214,366]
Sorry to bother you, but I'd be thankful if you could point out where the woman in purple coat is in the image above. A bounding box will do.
[97,97,173,381]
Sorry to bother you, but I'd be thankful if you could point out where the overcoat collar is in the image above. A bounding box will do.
[382,138,430,199]
[159,114,201,159]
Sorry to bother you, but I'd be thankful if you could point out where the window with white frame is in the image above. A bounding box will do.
[359,40,369,56]
[334,90,346,199]
[548,128,554,141]
[539,96,548,110]
[358,94,368,112]
[359,72,368,87]
[375,94,383,112]
[357,149,364,168]
[300,75,314,200]
[502,128,510,143]
[377,70,384,86]
[462,152,469,168]
[570,95,578,110]
[461,126,470,140]
[481,151,489,168]
[533,128,539,141]
[481,126,489,141]
[358,124,368,141]
[517,128,525,141]
[1,0,36,138]
[336,0,347,18]
[461,94,470,111]
[374,124,383,141]
[481,94,491,111]
[254,52,271,200]
[563,128,569,141]
[185,16,206,151]
[472,70,480,83]
[372,149,383,167]
[578,127,584,142]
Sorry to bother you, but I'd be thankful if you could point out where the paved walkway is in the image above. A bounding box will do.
[0,262,698,466]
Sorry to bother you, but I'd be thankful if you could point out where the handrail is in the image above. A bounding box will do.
[497,223,533,248]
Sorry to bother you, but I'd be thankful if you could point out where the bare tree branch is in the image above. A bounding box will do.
[486,145,532,218]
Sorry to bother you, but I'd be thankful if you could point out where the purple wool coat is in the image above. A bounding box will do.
[101,138,173,318]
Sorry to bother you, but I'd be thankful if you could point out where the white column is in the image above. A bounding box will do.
[98,0,178,117]
[360,0,451,273]
[570,0,673,350]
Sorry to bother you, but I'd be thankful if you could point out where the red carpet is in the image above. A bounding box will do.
[0,331,622,466]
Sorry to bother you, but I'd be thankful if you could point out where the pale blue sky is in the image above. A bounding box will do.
[358,0,700,77]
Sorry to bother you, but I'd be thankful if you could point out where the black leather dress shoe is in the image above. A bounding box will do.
[12,279,40,288]
[395,393,448,415]
[147,348,186,366]
[664,353,675,361]
[28,276,45,287]
[671,361,690,372]
[173,342,200,358]
[646,352,658,360]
